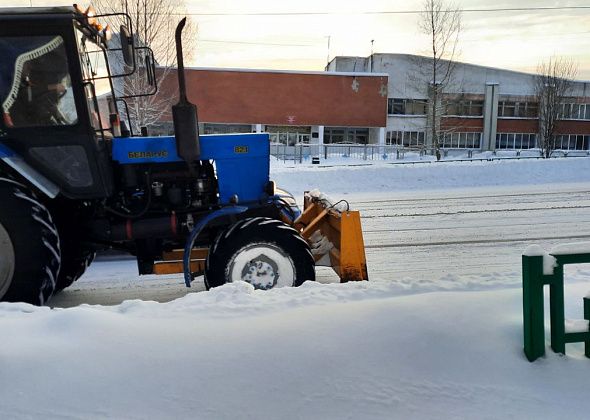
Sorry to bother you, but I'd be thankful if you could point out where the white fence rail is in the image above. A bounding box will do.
[271,144,411,163]
[270,143,590,164]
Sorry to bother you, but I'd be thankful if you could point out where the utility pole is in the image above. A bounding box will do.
[325,35,331,70]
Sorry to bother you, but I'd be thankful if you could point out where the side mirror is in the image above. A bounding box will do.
[119,25,134,67]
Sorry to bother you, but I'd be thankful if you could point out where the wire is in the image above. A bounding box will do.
[327,199,350,212]
[101,6,590,17]
[163,6,590,17]
[200,39,313,47]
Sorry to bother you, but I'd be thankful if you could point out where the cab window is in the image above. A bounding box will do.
[0,35,78,128]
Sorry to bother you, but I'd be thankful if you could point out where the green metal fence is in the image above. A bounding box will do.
[522,247,590,362]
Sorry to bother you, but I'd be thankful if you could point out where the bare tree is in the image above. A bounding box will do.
[418,0,462,160]
[534,57,578,158]
[95,0,196,133]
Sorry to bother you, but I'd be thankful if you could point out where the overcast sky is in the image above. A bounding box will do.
[4,0,590,79]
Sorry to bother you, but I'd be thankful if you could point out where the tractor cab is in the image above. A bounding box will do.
[0,6,152,199]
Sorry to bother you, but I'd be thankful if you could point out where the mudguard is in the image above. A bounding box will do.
[0,143,59,198]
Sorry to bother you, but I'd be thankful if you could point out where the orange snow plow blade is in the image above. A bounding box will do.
[294,191,368,282]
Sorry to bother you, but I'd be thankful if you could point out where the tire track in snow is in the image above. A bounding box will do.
[360,204,590,219]
[365,234,590,249]
[349,189,590,205]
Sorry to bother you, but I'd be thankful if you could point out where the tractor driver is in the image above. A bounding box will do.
[0,36,77,128]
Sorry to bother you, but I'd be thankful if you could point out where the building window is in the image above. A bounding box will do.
[444,100,484,117]
[388,98,427,115]
[148,122,175,136]
[524,102,538,118]
[203,123,252,135]
[324,127,369,144]
[269,132,309,146]
[386,131,425,147]
[554,134,589,150]
[390,99,404,114]
[498,101,538,118]
[495,133,537,149]
[498,102,515,117]
[558,103,590,120]
[347,128,369,144]
[324,128,344,144]
[441,132,482,148]
[267,125,311,145]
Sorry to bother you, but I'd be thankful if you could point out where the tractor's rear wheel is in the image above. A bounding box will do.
[204,217,315,290]
[0,178,60,305]
[50,201,94,293]
[0,222,16,299]
[54,250,94,293]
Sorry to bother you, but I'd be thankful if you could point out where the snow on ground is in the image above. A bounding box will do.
[3,157,590,419]
[2,281,590,419]
[270,155,590,196]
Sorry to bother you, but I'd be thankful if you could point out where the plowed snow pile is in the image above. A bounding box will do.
[2,280,590,419]
[271,156,590,194]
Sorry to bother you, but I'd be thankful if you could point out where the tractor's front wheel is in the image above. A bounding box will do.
[205,217,315,290]
[0,178,60,305]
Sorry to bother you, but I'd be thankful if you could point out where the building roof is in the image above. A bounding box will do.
[182,66,389,78]
[330,53,590,84]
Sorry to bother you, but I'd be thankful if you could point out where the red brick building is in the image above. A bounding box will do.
[151,67,388,145]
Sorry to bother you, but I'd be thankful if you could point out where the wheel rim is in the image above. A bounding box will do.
[227,243,296,289]
[0,223,15,298]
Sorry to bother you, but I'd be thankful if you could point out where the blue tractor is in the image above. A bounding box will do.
[0,6,367,305]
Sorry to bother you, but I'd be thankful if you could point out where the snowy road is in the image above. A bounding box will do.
[354,185,590,285]
[49,183,590,307]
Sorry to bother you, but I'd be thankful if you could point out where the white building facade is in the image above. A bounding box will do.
[327,54,590,152]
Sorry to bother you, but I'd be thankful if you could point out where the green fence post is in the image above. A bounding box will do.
[585,297,590,358]
[550,262,566,354]
[523,255,546,362]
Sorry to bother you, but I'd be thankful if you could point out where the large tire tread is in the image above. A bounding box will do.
[54,251,94,293]
[0,179,60,305]
[49,199,94,293]
[204,217,314,290]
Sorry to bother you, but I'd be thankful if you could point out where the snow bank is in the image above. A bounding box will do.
[2,281,590,419]
[271,157,590,196]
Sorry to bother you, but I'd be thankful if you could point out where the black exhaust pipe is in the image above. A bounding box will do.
[172,17,200,163]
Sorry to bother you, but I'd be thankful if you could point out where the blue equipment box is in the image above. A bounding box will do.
[112,133,270,205]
